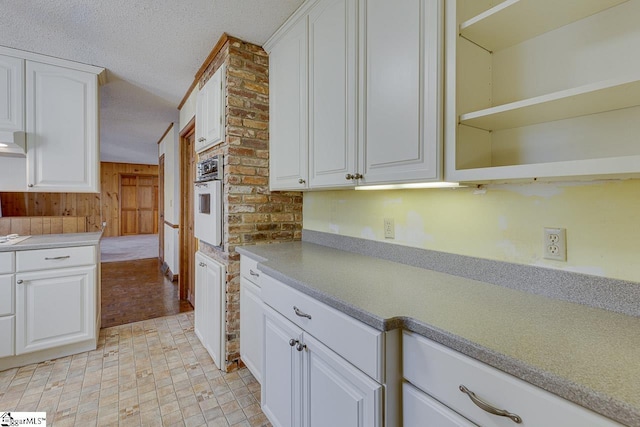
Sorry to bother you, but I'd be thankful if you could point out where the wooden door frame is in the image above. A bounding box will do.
[179,118,196,301]
[118,172,160,236]
[158,154,165,262]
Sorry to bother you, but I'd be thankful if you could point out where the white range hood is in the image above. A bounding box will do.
[0,130,26,157]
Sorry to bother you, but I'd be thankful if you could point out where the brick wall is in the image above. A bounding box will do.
[197,36,302,371]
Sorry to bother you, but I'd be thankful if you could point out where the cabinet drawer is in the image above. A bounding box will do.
[403,382,476,427]
[16,246,95,272]
[403,331,622,427]
[0,252,13,274]
[261,273,383,381]
[240,255,261,285]
[0,316,14,358]
[0,275,14,316]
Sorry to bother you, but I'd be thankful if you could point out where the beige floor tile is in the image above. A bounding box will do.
[0,313,269,427]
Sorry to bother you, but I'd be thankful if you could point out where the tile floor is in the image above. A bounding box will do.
[0,312,271,427]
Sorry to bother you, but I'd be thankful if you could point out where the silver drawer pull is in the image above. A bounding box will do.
[17,280,23,284]
[459,385,522,424]
[249,269,259,277]
[45,256,71,260]
[293,306,311,320]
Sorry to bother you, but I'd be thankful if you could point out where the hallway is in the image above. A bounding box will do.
[101,258,192,329]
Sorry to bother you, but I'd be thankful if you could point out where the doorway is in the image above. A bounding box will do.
[159,154,165,262]
[119,174,159,235]
[180,123,197,307]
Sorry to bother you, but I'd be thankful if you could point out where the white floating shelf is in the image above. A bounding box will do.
[459,77,640,131]
[459,0,629,52]
[449,155,640,183]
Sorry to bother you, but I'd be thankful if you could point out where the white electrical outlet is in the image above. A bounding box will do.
[384,218,395,239]
[544,227,567,261]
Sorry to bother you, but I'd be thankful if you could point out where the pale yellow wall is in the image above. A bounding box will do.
[303,180,640,283]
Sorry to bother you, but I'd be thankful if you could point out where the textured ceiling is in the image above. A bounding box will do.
[1,0,304,164]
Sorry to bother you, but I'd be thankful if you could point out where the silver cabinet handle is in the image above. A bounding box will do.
[353,173,363,179]
[293,306,311,320]
[17,280,23,284]
[289,339,298,347]
[28,184,34,187]
[459,385,522,424]
[199,262,206,267]
[296,342,307,352]
[198,137,206,142]
[45,256,70,260]
[249,269,259,277]
[298,178,306,184]
[345,173,354,180]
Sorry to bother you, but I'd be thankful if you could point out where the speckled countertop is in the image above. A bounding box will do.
[238,241,640,426]
[0,232,102,252]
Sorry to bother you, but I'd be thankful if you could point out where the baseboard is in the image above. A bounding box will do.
[161,261,178,282]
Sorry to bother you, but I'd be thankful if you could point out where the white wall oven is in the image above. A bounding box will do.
[194,155,223,247]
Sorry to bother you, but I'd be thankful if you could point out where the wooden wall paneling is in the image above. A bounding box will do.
[0,162,158,237]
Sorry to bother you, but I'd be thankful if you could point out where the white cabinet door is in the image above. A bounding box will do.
[26,61,99,192]
[194,252,225,369]
[240,276,263,383]
[269,16,309,190]
[0,55,24,133]
[0,316,14,358]
[403,382,477,427]
[195,87,206,150]
[303,333,382,427]
[308,0,358,188]
[195,65,225,153]
[359,0,443,184]
[0,275,14,316]
[263,307,303,427]
[15,265,96,354]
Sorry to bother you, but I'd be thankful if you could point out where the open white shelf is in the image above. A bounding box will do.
[459,0,629,51]
[459,76,640,131]
[451,154,640,183]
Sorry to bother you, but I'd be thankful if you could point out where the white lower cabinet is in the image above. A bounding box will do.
[15,265,96,355]
[194,251,226,369]
[240,276,263,383]
[403,331,622,427]
[0,316,14,358]
[403,382,476,427]
[262,306,382,427]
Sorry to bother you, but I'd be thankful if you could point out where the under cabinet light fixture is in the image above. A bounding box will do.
[0,143,7,148]
[355,182,464,191]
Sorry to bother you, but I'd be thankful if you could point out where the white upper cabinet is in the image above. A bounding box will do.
[445,0,640,183]
[359,0,443,185]
[0,47,103,193]
[26,61,99,192]
[195,64,225,153]
[268,15,310,190]
[0,54,25,156]
[266,0,444,190]
[308,0,358,188]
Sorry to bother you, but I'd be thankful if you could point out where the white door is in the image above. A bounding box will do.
[0,54,24,133]
[240,276,263,383]
[262,307,303,427]
[15,265,96,354]
[302,333,382,427]
[269,16,309,190]
[403,382,477,427]
[360,0,443,184]
[26,61,99,192]
[308,0,358,188]
[194,252,226,369]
